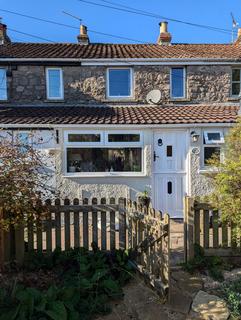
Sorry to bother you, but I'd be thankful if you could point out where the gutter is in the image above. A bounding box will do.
[0,58,241,66]
[0,123,235,129]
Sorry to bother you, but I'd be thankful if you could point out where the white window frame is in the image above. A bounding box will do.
[231,68,241,97]
[0,68,7,101]
[105,131,143,146]
[64,130,104,146]
[204,130,224,145]
[106,67,133,99]
[63,130,144,177]
[46,67,64,100]
[202,130,225,168]
[170,67,186,99]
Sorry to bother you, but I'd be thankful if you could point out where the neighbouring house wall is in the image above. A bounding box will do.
[5,64,233,105]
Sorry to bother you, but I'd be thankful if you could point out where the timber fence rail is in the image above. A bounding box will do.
[0,197,170,298]
[184,196,241,262]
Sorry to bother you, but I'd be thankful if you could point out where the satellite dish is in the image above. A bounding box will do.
[146,90,162,105]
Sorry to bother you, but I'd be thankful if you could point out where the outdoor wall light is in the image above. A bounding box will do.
[190,131,200,143]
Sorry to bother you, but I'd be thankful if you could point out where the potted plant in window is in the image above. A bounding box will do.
[138,190,151,207]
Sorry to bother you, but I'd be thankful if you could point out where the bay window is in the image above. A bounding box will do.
[64,131,143,175]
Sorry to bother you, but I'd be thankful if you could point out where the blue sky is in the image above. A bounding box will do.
[1,0,240,44]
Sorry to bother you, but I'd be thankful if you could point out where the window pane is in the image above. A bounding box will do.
[204,147,220,165]
[68,134,101,143]
[232,69,240,82]
[108,134,140,142]
[48,69,62,98]
[108,69,131,97]
[67,148,142,172]
[232,82,240,95]
[0,69,7,100]
[171,68,184,98]
[207,132,221,141]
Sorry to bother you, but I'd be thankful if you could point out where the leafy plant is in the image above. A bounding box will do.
[181,244,228,281]
[221,277,241,319]
[204,117,241,236]
[0,248,134,319]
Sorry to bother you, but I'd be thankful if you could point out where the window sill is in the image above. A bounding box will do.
[103,97,135,102]
[227,97,239,101]
[169,98,190,102]
[62,172,147,178]
[44,99,65,103]
[199,167,219,175]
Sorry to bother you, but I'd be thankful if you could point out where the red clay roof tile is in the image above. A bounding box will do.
[0,105,238,125]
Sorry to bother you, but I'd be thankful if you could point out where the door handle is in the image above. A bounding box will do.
[154,151,159,162]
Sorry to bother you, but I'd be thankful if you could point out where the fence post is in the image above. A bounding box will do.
[184,196,195,262]
[15,224,25,265]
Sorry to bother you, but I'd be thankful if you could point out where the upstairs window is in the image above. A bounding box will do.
[46,68,63,100]
[0,68,7,100]
[171,67,185,98]
[232,69,241,96]
[107,68,132,98]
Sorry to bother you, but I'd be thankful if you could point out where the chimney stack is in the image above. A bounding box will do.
[77,25,89,45]
[236,28,241,42]
[0,21,11,45]
[157,21,172,45]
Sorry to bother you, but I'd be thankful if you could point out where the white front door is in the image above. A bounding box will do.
[153,130,188,218]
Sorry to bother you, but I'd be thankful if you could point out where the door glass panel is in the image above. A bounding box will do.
[166,145,173,157]
[167,181,172,194]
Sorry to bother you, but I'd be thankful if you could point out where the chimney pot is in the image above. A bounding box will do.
[0,22,11,45]
[157,21,172,45]
[77,24,89,45]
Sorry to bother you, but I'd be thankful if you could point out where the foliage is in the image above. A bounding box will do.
[221,277,241,319]
[204,117,241,234]
[0,131,56,229]
[0,248,134,320]
[181,244,230,281]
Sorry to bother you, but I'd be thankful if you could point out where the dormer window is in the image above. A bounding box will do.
[170,67,186,99]
[107,68,133,99]
[46,68,64,100]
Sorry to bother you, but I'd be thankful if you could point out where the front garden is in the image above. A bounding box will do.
[0,248,134,320]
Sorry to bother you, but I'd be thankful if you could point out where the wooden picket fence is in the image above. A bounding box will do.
[184,196,241,261]
[0,197,170,297]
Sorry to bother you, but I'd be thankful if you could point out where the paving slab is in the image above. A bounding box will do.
[191,290,230,320]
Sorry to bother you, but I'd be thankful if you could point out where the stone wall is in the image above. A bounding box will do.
[5,64,233,105]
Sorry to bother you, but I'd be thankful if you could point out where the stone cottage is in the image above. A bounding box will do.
[0,21,239,217]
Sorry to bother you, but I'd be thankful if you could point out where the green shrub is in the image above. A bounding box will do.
[0,248,134,320]
[221,277,241,319]
[181,244,228,281]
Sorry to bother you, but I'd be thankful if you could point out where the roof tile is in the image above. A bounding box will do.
[0,105,238,125]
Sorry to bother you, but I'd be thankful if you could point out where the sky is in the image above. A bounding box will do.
[1,0,241,44]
